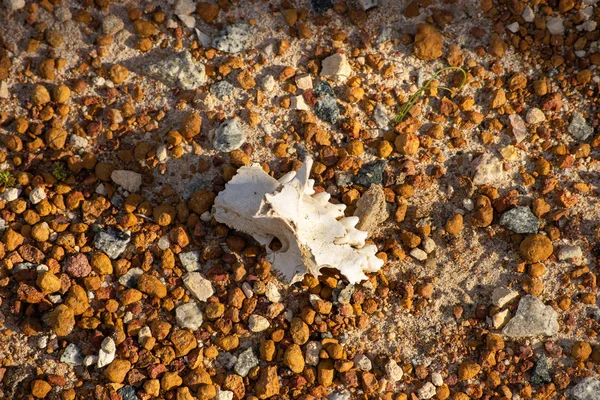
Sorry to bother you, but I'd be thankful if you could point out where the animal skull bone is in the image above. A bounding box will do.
[213,157,383,284]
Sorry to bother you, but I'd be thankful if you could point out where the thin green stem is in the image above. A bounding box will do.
[393,66,467,124]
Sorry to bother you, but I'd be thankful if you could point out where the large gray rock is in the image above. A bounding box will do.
[570,377,600,400]
[502,295,559,338]
[499,206,540,234]
[145,51,205,90]
[213,118,246,152]
[353,184,389,232]
[568,113,594,141]
[213,24,251,53]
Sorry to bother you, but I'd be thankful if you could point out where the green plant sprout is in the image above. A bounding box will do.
[0,170,15,187]
[393,66,467,124]
[52,163,69,181]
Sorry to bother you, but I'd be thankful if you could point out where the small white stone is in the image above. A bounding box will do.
[267,302,284,318]
[97,337,116,368]
[261,75,276,92]
[290,95,309,110]
[384,359,403,382]
[522,6,535,22]
[248,314,270,332]
[54,5,72,22]
[174,0,195,15]
[305,341,322,366]
[557,245,583,261]
[265,281,281,303]
[166,18,178,29]
[508,114,527,143]
[358,0,379,11]
[506,22,519,33]
[3,0,25,12]
[1,187,20,202]
[111,170,142,192]
[500,145,519,161]
[195,28,211,48]
[492,287,519,308]
[0,217,7,232]
[431,372,444,386]
[96,183,107,196]
[215,389,234,400]
[354,354,372,371]
[0,80,8,98]
[580,5,594,19]
[69,135,89,150]
[295,73,313,90]
[102,15,124,35]
[156,145,169,163]
[241,282,254,298]
[472,153,505,186]
[37,336,48,349]
[179,251,201,272]
[200,211,212,222]
[463,198,474,211]
[61,344,83,366]
[492,309,510,329]
[410,248,428,261]
[547,17,564,35]
[577,20,597,32]
[177,14,196,28]
[29,186,46,205]
[83,355,98,367]
[183,272,215,302]
[526,107,546,124]
[36,265,48,273]
[92,76,106,87]
[320,53,352,81]
[138,326,152,343]
[175,301,203,330]
[373,103,390,129]
[418,382,436,400]
[422,237,436,254]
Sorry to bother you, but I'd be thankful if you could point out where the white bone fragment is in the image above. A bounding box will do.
[212,157,383,283]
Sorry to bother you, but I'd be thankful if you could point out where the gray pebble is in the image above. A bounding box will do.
[214,118,246,152]
[568,112,594,141]
[499,206,539,234]
[213,24,251,54]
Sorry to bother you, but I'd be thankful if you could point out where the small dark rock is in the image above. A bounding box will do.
[530,354,552,385]
[314,81,335,97]
[118,385,138,400]
[311,0,333,12]
[314,96,339,124]
[353,161,387,187]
